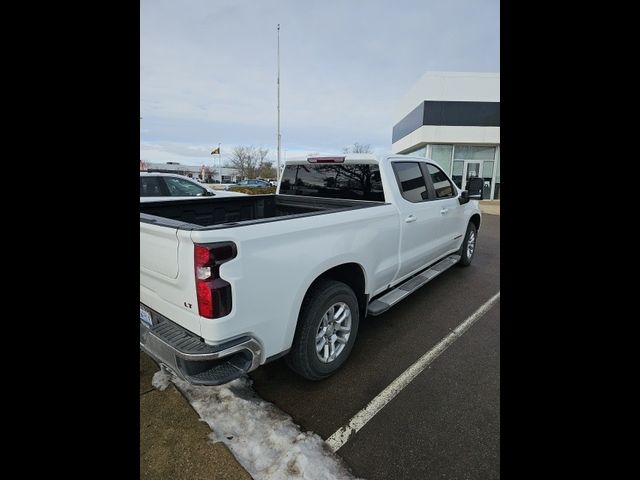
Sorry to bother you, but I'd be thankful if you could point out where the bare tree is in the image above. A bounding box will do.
[257,147,269,163]
[227,146,273,179]
[257,160,276,179]
[227,146,257,179]
[204,166,217,182]
[342,142,372,154]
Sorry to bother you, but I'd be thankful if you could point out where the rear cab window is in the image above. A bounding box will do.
[279,164,385,201]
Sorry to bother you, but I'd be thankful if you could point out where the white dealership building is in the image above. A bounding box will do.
[392,72,500,200]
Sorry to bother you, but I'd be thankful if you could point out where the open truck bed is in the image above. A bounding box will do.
[139,194,386,230]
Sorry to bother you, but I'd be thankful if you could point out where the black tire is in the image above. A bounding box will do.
[458,221,478,267]
[285,279,360,381]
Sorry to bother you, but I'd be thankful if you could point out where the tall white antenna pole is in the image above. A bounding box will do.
[277,24,281,182]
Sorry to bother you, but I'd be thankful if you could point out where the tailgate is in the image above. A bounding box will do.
[140,222,202,335]
[140,222,180,278]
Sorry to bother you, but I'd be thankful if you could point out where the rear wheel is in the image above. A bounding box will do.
[458,222,477,267]
[285,279,359,380]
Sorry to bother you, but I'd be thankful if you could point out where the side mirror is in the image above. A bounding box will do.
[467,177,484,200]
[459,190,469,205]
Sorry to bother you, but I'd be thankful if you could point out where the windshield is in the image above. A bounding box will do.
[164,177,208,196]
[279,164,385,201]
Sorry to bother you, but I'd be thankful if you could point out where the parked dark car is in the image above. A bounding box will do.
[224,179,271,190]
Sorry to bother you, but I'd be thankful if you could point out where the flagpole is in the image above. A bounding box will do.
[277,24,281,183]
[218,143,222,183]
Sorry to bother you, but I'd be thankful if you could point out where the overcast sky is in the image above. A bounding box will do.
[140,0,499,166]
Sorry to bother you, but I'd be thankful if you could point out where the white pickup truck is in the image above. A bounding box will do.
[140,154,483,385]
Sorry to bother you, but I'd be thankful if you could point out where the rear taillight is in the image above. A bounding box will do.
[194,242,237,318]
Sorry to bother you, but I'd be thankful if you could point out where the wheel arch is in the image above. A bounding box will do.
[470,213,481,231]
[304,263,368,320]
[285,262,368,350]
[284,262,367,379]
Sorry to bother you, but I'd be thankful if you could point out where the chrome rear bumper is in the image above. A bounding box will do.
[139,305,262,386]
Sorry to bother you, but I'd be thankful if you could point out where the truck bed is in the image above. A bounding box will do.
[140,194,386,230]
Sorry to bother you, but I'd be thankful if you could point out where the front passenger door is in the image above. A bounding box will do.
[392,161,444,280]
[424,163,466,254]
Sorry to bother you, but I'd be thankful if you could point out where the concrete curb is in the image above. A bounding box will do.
[140,352,253,480]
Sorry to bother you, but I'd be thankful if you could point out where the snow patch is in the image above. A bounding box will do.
[159,370,362,480]
[151,368,172,391]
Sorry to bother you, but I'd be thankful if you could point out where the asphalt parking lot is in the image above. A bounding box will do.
[250,214,500,479]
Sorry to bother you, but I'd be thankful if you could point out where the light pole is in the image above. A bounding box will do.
[277,24,281,183]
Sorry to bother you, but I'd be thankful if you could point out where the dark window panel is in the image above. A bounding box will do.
[392,101,500,143]
[279,164,385,202]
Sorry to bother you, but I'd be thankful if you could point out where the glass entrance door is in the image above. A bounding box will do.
[462,161,482,190]
[451,145,497,200]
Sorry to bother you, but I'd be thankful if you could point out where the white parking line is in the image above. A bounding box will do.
[325,291,500,452]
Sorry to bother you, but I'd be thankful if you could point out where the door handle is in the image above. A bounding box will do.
[440,208,449,215]
[405,214,417,223]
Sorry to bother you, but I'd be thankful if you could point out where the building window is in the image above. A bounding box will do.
[494,149,500,199]
[482,161,494,200]
[404,145,426,157]
[426,164,455,198]
[451,145,498,199]
[452,161,464,189]
[453,145,496,161]
[392,162,429,203]
[431,144,453,175]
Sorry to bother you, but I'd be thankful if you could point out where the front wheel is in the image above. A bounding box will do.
[285,280,359,381]
[458,222,478,267]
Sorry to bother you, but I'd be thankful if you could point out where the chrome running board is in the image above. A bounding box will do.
[367,254,461,316]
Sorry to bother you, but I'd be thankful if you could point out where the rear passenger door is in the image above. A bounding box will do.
[391,161,444,280]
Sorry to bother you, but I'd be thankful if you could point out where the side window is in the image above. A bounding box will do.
[392,162,429,203]
[426,164,455,198]
[140,177,165,197]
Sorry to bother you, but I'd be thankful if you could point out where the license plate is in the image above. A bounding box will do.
[140,307,153,328]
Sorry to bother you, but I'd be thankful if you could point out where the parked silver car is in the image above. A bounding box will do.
[140,172,246,202]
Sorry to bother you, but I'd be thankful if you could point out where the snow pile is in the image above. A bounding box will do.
[152,368,361,480]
